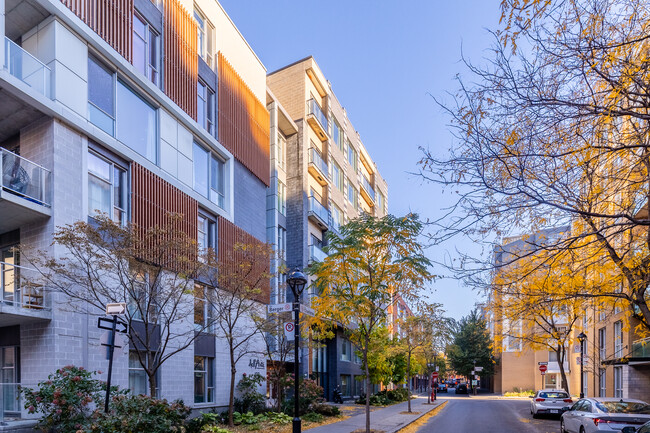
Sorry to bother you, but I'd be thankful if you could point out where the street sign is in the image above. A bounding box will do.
[98,317,128,333]
[268,303,292,314]
[284,322,295,341]
[539,364,548,373]
[300,304,315,316]
[106,302,127,315]
[538,361,549,365]
[432,372,439,379]
[472,380,478,386]
[475,366,483,372]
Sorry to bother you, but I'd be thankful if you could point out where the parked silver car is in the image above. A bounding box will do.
[560,398,650,433]
[530,389,573,417]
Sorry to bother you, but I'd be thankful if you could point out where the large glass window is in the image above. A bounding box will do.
[614,321,623,356]
[88,151,127,224]
[88,57,115,135]
[346,141,357,171]
[129,351,149,396]
[193,143,225,209]
[331,161,343,192]
[116,82,157,162]
[277,133,286,170]
[599,368,607,397]
[132,12,160,86]
[197,214,217,257]
[277,227,286,261]
[346,180,357,209]
[194,356,215,403]
[194,283,214,333]
[614,366,623,398]
[194,7,214,66]
[340,374,350,396]
[599,327,606,360]
[331,204,343,232]
[341,339,351,362]
[332,117,343,151]
[277,179,286,215]
[193,143,209,197]
[197,81,215,136]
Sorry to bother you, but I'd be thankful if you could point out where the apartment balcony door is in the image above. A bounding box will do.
[1,246,18,304]
[1,346,20,420]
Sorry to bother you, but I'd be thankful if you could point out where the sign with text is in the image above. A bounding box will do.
[268,303,292,314]
[475,366,483,372]
[539,364,548,373]
[284,322,295,341]
[300,304,315,316]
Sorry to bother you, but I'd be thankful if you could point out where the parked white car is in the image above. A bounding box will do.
[531,389,573,417]
[560,398,650,433]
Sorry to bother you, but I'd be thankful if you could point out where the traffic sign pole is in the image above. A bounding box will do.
[104,315,117,413]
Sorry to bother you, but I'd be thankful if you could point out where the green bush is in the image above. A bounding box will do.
[282,378,324,415]
[265,411,293,424]
[233,411,260,425]
[386,388,409,402]
[234,373,266,415]
[310,403,340,416]
[201,426,232,433]
[302,412,324,423]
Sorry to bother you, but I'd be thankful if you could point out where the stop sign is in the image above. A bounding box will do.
[539,365,548,373]
[432,372,439,379]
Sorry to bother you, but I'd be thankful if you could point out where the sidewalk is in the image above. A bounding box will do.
[307,394,445,433]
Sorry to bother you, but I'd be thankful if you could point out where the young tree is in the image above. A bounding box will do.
[447,310,495,385]
[420,0,650,335]
[23,213,206,397]
[257,312,294,412]
[399,301,446,412]
[308,213,433,433]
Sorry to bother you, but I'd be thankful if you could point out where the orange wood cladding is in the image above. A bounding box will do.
[218,52,270,186]
[60,0,133,62]
[218,217,270,304]
[131,162,198,241]
[164,0,198,120]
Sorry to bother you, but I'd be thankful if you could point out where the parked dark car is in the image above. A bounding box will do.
[455,383,468,394]
[623,420,650,433]
[437,383,448,393]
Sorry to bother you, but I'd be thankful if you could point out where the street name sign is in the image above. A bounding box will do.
[268,303,292,314]
[106,302,127,315]
[300,304,315,316]
[284,322,295,341]
[475,366,483,372]
[97,317,128,333]
[538,361,549,365]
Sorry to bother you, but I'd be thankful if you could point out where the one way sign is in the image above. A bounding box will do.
[97,317,128,333]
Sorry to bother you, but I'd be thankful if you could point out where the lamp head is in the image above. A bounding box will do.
[578,332,587,343]
[286,267,308,298]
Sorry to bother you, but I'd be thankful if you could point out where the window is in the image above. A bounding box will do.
[194,283,214,333]
[346,141,357,171]
[614,320,623,356]
[129,351,158,396]
[377,191,385,214]
[88,151,127,224]
[197,214,217,254]
[277,179,286,215]
[194,356,215,403]
[193,143,225,208]
[197,81,216,136]
[614,366,623,398]
[277,133,286,170]
[277,227,286,261]
[346,179,357,208]
[116,81,157,162]
[194,7,214,66]
[599,327,606,360]
[88,57,115,135]
[331,204,343,232]
[132,12,160,86]
[599,368,607,397]
[340,374,350,396]
[332,117,343,151]
[341,339,351,362]
[331,161,343,192]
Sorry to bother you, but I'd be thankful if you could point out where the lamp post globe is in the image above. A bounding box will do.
[578,332,587,398]
[286,267,308,433]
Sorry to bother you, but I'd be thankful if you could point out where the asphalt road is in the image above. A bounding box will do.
[418,389,563,433]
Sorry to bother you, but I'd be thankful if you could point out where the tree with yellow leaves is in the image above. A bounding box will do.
[307,213,433,433]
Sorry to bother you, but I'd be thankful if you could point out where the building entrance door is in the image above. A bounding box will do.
[544,373,558,388]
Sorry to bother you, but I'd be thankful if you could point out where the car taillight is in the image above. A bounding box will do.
[563,399,573,403]
[593,418,612,426]
[535,398,545,402]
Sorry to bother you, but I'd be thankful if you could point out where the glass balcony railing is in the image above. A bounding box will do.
[632,338,650,357]
[1,261,48,310]
[4,37,51,99]
[310,244,328,263]
[309,148,328,177]
[309,195,330,225]
[361,176,376,202]
[1,148,52,206]
[0,382,22,422]
[306,99,328,132]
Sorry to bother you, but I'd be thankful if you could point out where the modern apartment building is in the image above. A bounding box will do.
[0,0,271,427]
[266,57,388,401]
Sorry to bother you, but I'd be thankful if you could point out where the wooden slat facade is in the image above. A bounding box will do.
[163,0,198,120]
[131,162,198,241]
[218,217,270,304]
[218,52,270,186]
[60,0,133,62]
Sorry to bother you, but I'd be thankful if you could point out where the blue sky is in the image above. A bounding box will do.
[219,0,503,319]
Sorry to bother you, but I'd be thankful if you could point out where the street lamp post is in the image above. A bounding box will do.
[578,332,587,398]
[287,268,308,433]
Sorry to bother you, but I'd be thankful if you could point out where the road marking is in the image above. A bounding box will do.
[398,401,448,433]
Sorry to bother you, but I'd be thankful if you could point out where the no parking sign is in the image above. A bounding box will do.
[284,322,295,341]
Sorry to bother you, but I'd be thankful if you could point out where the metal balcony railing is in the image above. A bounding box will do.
[0,382,22,422]
[306,99,328,132]
[361,176,376,202]
[309,148,328,177]
[4,37,51,99]
[1,148,52,206]
[1,261,47,310]
[308,195,329,225]
[309,244,327,263]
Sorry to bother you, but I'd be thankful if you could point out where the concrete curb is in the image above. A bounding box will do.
[393,400,447,433]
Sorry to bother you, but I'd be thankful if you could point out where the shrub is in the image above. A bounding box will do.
[21,365,120,433]
[311,403,340,416]
[232,411,260,425]
[283,378,324,415]
[302,412,324,423]
[265,411,292,424]
[387,388,409,402]
[201,427,232,433]
[234,373,266,415]
[88,394,190,433]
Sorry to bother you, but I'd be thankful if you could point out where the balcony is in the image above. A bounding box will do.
[308,195,330,230]
[0,261,51,327]
[360,175,376,205]
[632,338,650,358]
[306,99,328,141]
[1,148,52,233]
[308,148,329,186]
[4,37,51,99]
[309,244,328,263]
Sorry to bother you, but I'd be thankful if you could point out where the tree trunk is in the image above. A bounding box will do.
[148,352,157,397]
[557,346,569,394]
[364,343,371,433]
[228,350,236,427]
[406,351,412,412]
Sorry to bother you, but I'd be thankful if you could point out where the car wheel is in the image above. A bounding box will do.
[532,412,539,419]
[579,427,585,433]
[560,419,566,433]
